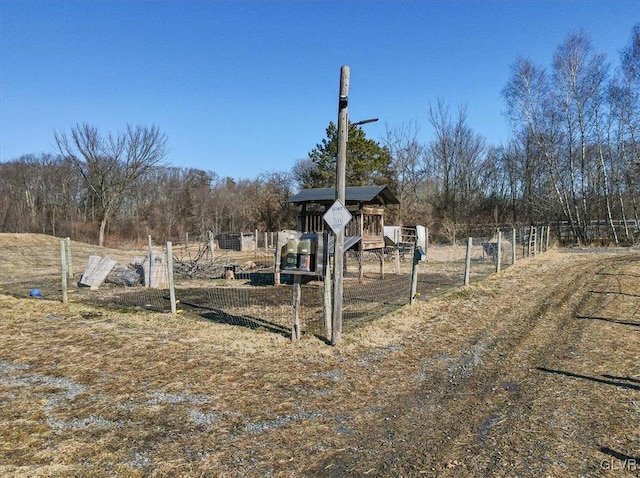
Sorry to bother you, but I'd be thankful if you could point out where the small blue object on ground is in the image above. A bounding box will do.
[29,288,42,298]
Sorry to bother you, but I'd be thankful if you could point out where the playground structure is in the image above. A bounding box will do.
[281,185,404,283]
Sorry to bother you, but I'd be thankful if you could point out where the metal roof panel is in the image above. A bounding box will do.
[288,186,399,205]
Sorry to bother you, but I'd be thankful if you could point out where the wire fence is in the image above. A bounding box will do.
[0,226,551,342]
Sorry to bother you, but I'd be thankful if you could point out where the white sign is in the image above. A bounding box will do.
[323,200,352,234]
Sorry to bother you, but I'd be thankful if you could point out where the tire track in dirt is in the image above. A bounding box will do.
[315,252,620,477]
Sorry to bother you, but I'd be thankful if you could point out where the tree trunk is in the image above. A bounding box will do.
[99,215,108,247]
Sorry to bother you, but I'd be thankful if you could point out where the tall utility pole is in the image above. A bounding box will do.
[331,65,350,346]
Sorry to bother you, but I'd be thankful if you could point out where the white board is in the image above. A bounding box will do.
[79,255,117,290]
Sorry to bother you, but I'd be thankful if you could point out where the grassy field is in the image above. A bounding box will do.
[1,234,639,476]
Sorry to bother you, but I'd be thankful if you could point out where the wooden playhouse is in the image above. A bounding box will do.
[276,185,399,281]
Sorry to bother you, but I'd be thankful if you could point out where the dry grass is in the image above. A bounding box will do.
[1,234,639,476]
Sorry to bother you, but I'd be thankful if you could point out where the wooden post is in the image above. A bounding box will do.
[65,237,73,279]
[208,231,215,261]
[546,225,551,250]
[185,232,189,251]
[331,65,349,347]
[274,244,282,286]
[254,228,258,254]
[540,226,545,252]
[512,228,517,265]
[264,231,268,252]
[166,241,177,315]
[60,239,68,304]
[464,237,472,286]
[323,251,333,340]
[380,211,385,279]
[146,235,153,288]
[394,247,400,275]
[425,227,429,261]
[496,230,502,273]
[292,275,302,341]
[239,232,244,252]
[359,211,364,283]
[409,246,420,304]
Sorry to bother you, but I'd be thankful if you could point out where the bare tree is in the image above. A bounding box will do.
[55,124,167,246]
[384,121,428,225]
[503,56,584,238]
[427,100,487,240]
[552,30,610,242]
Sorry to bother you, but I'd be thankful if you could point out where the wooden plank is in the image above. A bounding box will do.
[80,255,117,289]
[144,252,168,289]
[361,206,384,215]
[80,255,100,285]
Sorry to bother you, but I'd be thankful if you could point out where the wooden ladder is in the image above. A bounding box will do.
[528,226,538,256]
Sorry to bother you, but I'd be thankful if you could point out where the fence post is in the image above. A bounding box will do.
[425,227,429,261]
[496,230,502,273]
[322,232,332,340]
[146,235,153,288]
[65,237,73,279]
[254,229,259,254]
[464,237,472,286]
[546,226,551,251]
[540,226,545,252]
[264,231,268,252]
[512,228,517,265]
[292,275,302,341]
[59,239,68,304]
[208,231,215,261]
[274,232,282,286]
[166,241,177,315]
[410,245,420,304]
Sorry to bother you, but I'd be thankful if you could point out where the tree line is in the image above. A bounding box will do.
[1,26,638,246]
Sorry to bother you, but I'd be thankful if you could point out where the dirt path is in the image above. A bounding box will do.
[313,250,640,477]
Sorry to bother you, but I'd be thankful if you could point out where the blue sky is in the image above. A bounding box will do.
[2,1,639,180]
